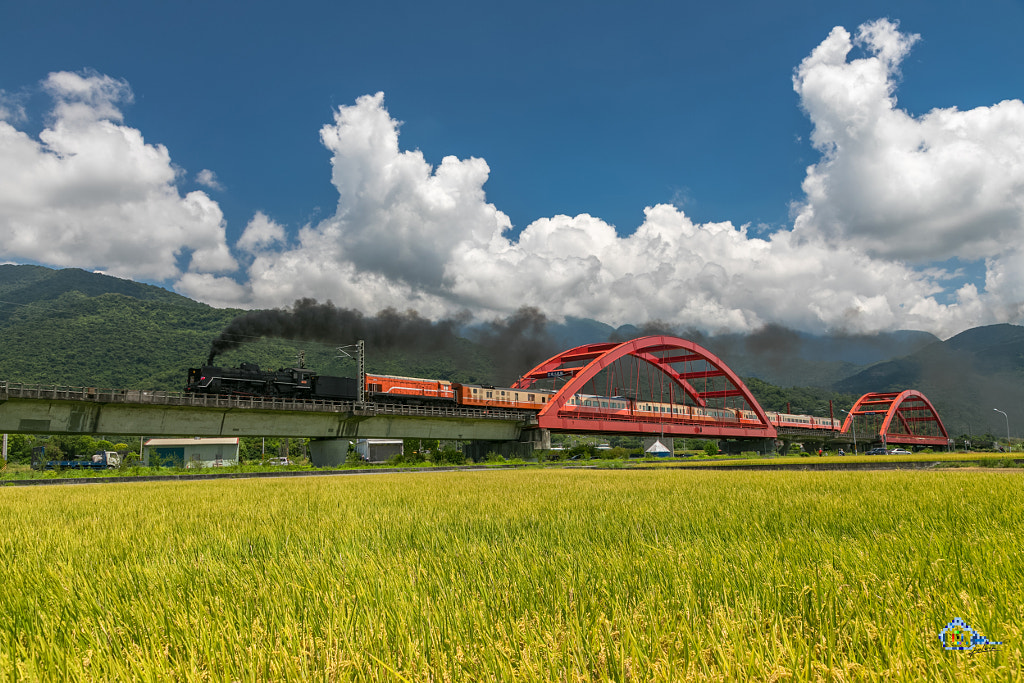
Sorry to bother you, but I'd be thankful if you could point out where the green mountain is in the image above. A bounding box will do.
[835,324,1024,437]
[0,265,240,388]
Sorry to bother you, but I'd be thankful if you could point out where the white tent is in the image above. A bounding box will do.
[645,439,672,456]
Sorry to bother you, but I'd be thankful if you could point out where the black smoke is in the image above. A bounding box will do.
[468,306,558,385]
[205,299,561,385]
[206,299,466,365]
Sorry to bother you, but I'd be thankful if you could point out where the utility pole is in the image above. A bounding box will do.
[994,408,1010,451]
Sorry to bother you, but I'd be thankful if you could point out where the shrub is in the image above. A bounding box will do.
[434,447,466,466]
[567,444,597,460]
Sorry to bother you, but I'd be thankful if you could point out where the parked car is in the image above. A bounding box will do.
[267,457,294,466]
[865,447,888,455]
[889,448,912,455]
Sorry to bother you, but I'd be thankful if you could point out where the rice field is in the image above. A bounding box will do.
[0,469,1021,681]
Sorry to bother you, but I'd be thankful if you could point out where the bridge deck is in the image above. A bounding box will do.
[0,380,530,422]
[0,380,532,439]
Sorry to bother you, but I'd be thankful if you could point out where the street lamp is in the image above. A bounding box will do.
[994,408,1010,452]
[842,409,858,455]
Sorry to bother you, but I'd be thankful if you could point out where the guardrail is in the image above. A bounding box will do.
[0,380,532,422]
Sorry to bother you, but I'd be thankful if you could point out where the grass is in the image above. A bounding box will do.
[1,450,1012,483]
[660,451,1021,468]
[0,469,1021,680]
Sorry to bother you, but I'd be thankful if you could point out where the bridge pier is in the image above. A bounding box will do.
[308,438,353,467]
[522,428,551,450]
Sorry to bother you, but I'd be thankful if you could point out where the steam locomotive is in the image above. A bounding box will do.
[186,363,358,400]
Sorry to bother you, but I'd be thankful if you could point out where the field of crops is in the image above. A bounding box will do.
[1,469,1020,680]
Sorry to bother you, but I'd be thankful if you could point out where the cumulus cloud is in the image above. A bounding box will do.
[210,79,1008,337]
[0,69,236,283]
[792,19,1024,263]
[236,211,286,254]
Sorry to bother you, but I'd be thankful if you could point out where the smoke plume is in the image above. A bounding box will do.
[206,299,561,384]
[206,299,467,365]
[468,307,559,385]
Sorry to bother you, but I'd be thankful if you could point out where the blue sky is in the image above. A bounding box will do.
[2,0,1023,337]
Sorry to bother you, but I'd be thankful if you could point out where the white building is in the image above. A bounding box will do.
[143,438,240,468]
[356,439,404,463]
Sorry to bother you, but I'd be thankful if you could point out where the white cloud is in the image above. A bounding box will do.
[0,89,26,123]
[218,84,1009,337]
[236,211,286,254]
[0,70,236,283]
[792,19,1024,270]
[316,92,511,289]
[195,169,224,191]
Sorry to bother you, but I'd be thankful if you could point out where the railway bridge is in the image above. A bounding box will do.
[0,335,951,457]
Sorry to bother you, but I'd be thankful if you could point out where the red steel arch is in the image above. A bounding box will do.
[841,390,949,448]
[513,335,776,438]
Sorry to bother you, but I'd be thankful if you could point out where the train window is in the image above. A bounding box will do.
[528,394,535,401]
[487,391,493,398]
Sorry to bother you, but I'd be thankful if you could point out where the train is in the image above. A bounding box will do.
[185,363,554,409]
[185,363,841,430]
[564,394,842,429]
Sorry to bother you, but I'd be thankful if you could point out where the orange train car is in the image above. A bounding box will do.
[452,384,554,410]
[365,373,455,402]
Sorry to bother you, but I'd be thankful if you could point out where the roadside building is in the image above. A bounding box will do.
[143,437,240,468]
[356,439,404,463]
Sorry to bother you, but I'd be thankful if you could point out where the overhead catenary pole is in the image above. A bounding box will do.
[336,340,366,405]
[358,340,365,405]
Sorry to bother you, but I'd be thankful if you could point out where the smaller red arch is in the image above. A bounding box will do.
[842,390,949,447]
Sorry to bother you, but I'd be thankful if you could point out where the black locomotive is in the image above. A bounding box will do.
[185,363,358,400]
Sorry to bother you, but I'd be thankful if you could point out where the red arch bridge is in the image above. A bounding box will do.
[513,335,950,449]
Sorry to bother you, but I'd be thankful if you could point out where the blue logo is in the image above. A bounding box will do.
[939,618,1002,651]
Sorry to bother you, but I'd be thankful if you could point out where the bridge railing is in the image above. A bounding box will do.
[0,380,530,421]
